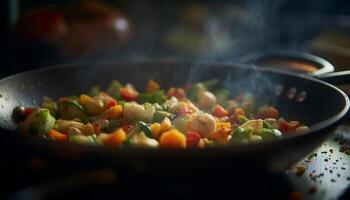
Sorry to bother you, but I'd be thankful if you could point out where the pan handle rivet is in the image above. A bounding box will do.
[287,87,297,99]
[296,91,307,102]
[275,84,284,96]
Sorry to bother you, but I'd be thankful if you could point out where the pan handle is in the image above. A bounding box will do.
[317,70,350,85]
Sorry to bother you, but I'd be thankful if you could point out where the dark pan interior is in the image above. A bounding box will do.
[0,61,346,131]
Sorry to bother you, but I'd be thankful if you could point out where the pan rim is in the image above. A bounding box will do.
[0,60,348,155]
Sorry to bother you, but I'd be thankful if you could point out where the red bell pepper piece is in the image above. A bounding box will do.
[212,104,229,118]
[120,87,138,101]
[186,131,201,148]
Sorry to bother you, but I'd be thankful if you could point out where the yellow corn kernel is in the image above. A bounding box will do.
[209,129,231,144]
[160,117,172,132]
[79,94,93,105]
[150,123,161,138]
[216,122,232,132]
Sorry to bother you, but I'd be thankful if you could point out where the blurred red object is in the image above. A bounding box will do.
[14,8,68,42]
[13,1,132,57]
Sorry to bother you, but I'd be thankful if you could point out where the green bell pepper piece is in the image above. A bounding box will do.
[21,108,56,135]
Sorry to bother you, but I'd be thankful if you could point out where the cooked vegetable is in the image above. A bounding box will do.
[159,129,186,149]
[41,98,58,118]
[188,113,216,137]
[186,131,201,148]
[212,104,229,118]
[139,121,152,138]
[152,111,174,123]
[79,94,104,116]
[103,128,126,147]
[20,108,56,135]
[230,127,249,143]
[197,90,217,108]
[16,79,307,148]
[120,86,138,101]
[58,100,87,121]
[100,105,123,119]
[146,79,160,93]
[258,128,282,140]
[138,90,166,104]
[132,132,159,148]
[48,129,67,142]
[69,134,96,145]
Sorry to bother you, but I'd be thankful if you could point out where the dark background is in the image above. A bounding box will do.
[1,0,350,75]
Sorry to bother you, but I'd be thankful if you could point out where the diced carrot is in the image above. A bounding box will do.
[159,129,186,149]
[48,129,67,142]
[212,104,229,118]
[186,131,201,148]
[103,128,126,147]
[160,117,172,132]
[146,79,160,93]
[150,123,161,138]
[210,128,231,144]
[102,105,123,119]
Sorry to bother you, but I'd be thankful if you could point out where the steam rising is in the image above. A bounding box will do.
[187,0,287,103]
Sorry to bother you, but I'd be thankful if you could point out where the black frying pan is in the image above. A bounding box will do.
[0,61,348,177]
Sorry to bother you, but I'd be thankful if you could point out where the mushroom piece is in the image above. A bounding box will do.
[188,113,216,137]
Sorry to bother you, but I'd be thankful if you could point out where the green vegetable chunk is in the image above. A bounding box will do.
[137,90,166,104]
[230,127,249,143]
[258,128,282,140]
[69,135,96,145]
[20,108,56,135]
[152,111,174,123]
[58,100,87,122]
[103,119,120,133]
[237,115,249,125]
[41,101,58,118]
[138,121,152,138]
